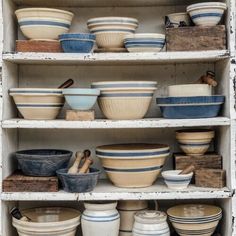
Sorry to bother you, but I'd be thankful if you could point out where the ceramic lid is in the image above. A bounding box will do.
[167,204,222,219]
[135,211,167,224]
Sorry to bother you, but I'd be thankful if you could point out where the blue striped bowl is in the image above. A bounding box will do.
[156,96,225,119]
[162,170,193,190]
[15,8,74,40]
[187,2,227,26]
[96,143,170,188]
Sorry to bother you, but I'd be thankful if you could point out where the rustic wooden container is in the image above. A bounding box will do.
[3,171,58,192]
[195,169,226,188]
[166,25,226,51]
[66,110,95,121]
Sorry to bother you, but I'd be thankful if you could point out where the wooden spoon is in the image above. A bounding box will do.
[67,151,84,174]
[179,165,195,175]
[58,78,74,89]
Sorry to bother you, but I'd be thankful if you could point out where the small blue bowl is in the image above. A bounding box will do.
[63,88,100,110]
[156,96,225,119]
[59,33,96,53]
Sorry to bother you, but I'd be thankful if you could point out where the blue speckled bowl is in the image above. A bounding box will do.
[15,149,72,177]
[57,168,101,193]
[63,88,100,110]
[156,96,225,119]
[59,33,96,53]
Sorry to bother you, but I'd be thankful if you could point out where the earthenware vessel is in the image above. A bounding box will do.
[165,12,191,28]
[133,211,170,236]
[12,207,81,236]
[176,129,215,156]
[82,201,120,236]
[15,8,74,40]
[96,143,170,188]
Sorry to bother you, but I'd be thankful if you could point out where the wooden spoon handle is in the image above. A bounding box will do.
[68,151,84,174]
[79,157,93,174]
[179,165,195,175]
[58,78,74,89]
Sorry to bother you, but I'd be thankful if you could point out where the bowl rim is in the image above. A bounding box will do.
[187,2,227,12]
[15,8,74,16]
[15,149,72,158]
[167,12,189,17]
[162,170,193,178]
[63,88,100,95]
[56,167,101,176]
[124,33,166,40]
[87,16,139,24]
[92,81,157,86]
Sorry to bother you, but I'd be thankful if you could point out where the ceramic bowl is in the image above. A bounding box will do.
[124,33,166,52]
[96,143,170,188]
[91,81,157,120]
[63,88,100,110]
[165,12,191,28]
[59,33,96,53]
[9,88,65,120]
[156,96,225,119]
[57,168,100,193]
[12,207,81,236]
[187,2,227,26]
[15,8,74,40]
[168,84,212,97]
[176,129,215,156]
[167,204,222,236]
[15,149,72,176]
[162,170,193,190]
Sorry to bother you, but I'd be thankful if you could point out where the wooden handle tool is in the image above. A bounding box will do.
[67,151,84,174]
[179,165,195,175]
[79,157,93,174]
[58,78,74,89]
[196,71,217,87]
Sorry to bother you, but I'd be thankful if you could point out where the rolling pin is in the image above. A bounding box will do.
[58,78,74,89]
[79,156,93,174]
[197,71,217,87]
[179,165,195,175]
[67,151,84,174]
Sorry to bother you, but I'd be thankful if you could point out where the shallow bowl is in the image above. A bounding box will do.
[166,12,191,28]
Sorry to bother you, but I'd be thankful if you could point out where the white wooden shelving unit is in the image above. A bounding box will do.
[0,0,236,235]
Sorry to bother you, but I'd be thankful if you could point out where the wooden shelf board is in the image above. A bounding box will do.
[2,117,231,129]
[3,51,229,65]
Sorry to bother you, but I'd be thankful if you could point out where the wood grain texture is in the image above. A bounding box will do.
[66,110,95,121]
[3,171,58,192]
[166,25,226,51]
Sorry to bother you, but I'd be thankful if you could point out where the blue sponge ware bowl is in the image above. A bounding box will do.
[63,88,100,110]
[15,149,72,176]
[156,96,225,119]
[57,168,101,193]
[59,33,96,53]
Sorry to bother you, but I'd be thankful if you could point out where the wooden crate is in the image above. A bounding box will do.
[195,169,226,188]
[3,171,59,192]
[66,110,95,121]
[166,25,226,51]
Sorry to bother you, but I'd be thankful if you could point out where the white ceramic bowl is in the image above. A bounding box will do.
[15,8,74,40]
[9,88,65,120]
[162,170,193,190]
[166,12,191,28]
[168,84,212,97]
[187,2,227,26]
[12,207,81,236]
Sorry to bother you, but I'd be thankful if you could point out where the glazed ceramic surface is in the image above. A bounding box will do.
[57,168,100,193]
[165,12,191,28]
[63,88,100,110]
[59,33,96,53]
[82,201,120,236]
[9,88,64,120]
[96,144,170,188]
[187,2,227,26]
[168,84,212,97]
[162,170,193,190]
[167,204,222,236]
[118,200,148,236]
[133,211,170,236]
[12,207,81,236]
[15,149,72,177]
[124,33,165,52]
[15,8,74,40]
[156,96,225,119]
[176,129,215,156]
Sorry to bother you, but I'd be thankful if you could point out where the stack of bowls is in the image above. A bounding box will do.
[176,129,215,156]
[15,8,74,40]
[87,17,139,49]
[91,81,157,120]
[9,88,65,120]
[59,33,96,53]
[167,204,222,236]
[96,143,170,188]
[124,33,166,52]
[187,2,227,26]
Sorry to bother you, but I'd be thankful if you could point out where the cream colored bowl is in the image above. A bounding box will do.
[15,8,74,40]
[168,84,212,97]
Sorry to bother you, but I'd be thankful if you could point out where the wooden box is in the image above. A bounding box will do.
[66,110,95,121]
[195,169,226,188]
[3,171,59,192]
[166,25,226,51]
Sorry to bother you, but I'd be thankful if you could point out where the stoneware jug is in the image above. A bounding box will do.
[81,201,120,236]
[133,211,170,236]
[118,200,158,236]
